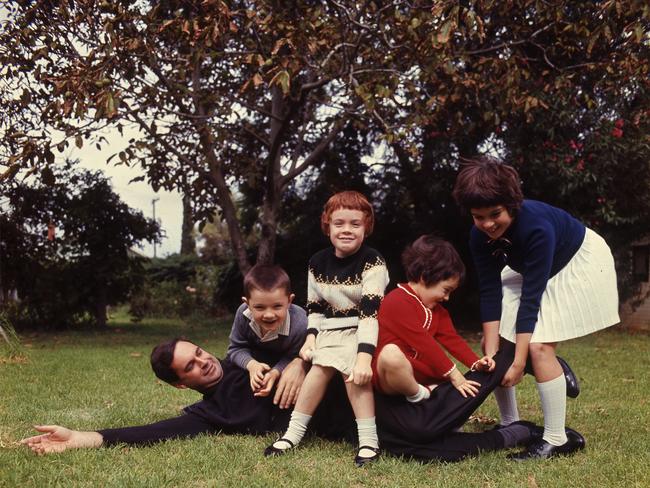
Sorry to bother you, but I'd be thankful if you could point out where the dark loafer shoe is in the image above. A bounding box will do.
[557,356,580,398]
[508,420,544,446]
[508,428,586,461]
[354,446,380,467]
[264,437,294,457]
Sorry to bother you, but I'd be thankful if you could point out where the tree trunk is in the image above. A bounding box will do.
[256,86,289,265]
[94,285,108,328]
[180,193,196,255]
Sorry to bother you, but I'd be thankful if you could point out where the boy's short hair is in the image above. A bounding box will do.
[401,235,465,286]
[243,264,292,298]
[320,190,375,236]
[452,156,524,214]
[150,337,184,385]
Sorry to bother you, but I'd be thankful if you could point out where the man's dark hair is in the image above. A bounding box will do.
[150,337,184,384]
[243,264,292,298]
[452,155,524,215]
[401,235,465,286]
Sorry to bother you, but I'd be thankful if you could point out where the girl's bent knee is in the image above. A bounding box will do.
[378,344,406,368]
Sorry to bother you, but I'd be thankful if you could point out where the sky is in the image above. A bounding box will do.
[0,7,182,257]
[69,126,183,258]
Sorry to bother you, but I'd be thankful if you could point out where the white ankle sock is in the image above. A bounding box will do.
[275,410,311,449]
[356,417,379,455]
[406,384,430,403]
[494,386,520,425]
[537,374,568,446]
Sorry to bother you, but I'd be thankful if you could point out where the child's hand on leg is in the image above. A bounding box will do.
[472,356,496,372]
[246,359,270,393]
[347,352,372,386]
[299,335,316,361]
[449,368,481,398]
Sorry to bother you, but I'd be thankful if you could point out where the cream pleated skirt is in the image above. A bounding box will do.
[499,228,620,343]
[311,328,358,376]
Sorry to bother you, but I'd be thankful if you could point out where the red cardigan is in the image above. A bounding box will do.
[373,283,479,387]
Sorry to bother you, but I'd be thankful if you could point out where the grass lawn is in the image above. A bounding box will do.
[1,311,649,487]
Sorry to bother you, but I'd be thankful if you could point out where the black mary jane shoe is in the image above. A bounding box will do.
[508,428,585,461]
[557,356,581,398]
[524,356,580,399]
[263,438,294,457]
[354,446,381,467]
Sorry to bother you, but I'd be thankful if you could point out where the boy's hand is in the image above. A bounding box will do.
[346,353,372,386]
[254,369,280,397]
[299,335,316,362]
[473,356,496,372]
[246,359,270,392]
[449,368,481,398]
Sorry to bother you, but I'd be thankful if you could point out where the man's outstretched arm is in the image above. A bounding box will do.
[21,413,217,454]
[21,425,103,454]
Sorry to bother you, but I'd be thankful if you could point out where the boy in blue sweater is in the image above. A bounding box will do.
[227,264,307,399]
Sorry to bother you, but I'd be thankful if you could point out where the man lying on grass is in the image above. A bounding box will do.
[21,337,565,462]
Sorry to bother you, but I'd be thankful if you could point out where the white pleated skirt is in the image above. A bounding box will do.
[499,228,620,343]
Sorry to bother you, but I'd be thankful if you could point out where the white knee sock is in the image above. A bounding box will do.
[494,386,520,425]
[274,410,311,449]
[406,384,431,403]
[537,374,568,446]
[356,417,379,453]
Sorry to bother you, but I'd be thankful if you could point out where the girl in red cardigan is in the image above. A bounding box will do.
[372,235,494,402]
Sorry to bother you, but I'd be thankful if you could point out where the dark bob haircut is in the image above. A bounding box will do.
[401,235,465,286]
[452,156,524,215]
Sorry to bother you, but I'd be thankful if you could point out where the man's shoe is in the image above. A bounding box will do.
[557,356,580,398]
[354,446,380,467]
[264,438,294,457]
[508,420,544,446]
[508,427,585,461]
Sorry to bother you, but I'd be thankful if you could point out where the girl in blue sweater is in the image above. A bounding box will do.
[453,157,619,460]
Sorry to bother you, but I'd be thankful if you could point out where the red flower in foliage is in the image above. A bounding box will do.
[611,127,623,138]
[615,118,624,129]
[576,159,585,171]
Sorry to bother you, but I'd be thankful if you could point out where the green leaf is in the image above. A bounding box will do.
[437,19,454,44]
[270,70,290,95]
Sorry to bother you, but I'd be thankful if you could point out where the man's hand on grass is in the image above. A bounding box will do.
[20,425,103,454]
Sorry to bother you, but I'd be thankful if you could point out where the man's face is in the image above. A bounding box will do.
[243,287,294,337]
[170,341,223,390]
